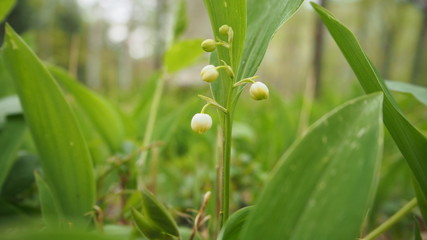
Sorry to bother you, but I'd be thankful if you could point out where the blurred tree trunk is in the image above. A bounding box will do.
[380,3,399,79]
[411,1,427,85]
[153,0,169,70]
[86,18,103,88]
[313,0,328,98]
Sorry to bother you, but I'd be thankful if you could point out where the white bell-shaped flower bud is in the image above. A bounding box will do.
[200,65,219,83]
[201,39,217,52]
[249,82,269,100]
[191,113,212,134]
[219,25,230,35]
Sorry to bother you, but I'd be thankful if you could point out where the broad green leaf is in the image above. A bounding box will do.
[218,206,252,240]
[386,80,427,106]
[140,190,180,238]
[2,154,38,196]
[0,114,26,191]
[35,172,63,228]
[237,0,304,80]
[2,24,95,223]
[164,39,204,73]
[241,93,384,240]
[48,65,125,152]
[0,0,16,22]
[312,3,427,203]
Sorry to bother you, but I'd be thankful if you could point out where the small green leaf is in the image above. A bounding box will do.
[2,24,95,223]
[140,190,180,238]
[164,39,204,73]
[241,93,384,240]
[386,80,427,106]
[0,114,26,192]
[131,208,171,240]
[0,0,16,22]
[312,2,427,207]
[218,206,252,240]
[48,65,126,152]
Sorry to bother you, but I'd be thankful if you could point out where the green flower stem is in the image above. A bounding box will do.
[361,198,417,240]
[136,69,166,190]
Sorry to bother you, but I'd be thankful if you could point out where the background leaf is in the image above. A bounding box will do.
[48,65,126,152]
[0,0,16,22]
[241,93,384,240]
[312,2,427,208]
[1,24,95,223]
[0,95,22,127]
[164,39,204,73]
[386,81,427,106]
[0,114,26,192]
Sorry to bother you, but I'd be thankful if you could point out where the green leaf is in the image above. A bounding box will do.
[140,190,180,238]
[0,114,26,192]
[237,0,304,79]
[241,93,384,240]
[35,172,63,228]
[386,80,427,106]
[218,206,252,240]
[164,39,204,73]
[2,24,95,223]
[312,2,427,204]
[4,230,122,240]
[0,0,16,22]
[47,65,126,152]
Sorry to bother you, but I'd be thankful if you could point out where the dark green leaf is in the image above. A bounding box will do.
[2,24,95,223]
[241,93,384,240]
[312,2,427,205]
[218,206,252,240]
[0,114,26,191]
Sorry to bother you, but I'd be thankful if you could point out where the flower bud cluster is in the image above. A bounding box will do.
[192,24,269,134]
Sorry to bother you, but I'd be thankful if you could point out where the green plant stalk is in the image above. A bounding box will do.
[221,48,235,227]
[137,69,166,190]
[361,198,417,240]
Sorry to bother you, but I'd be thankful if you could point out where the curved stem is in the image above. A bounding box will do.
[361,198,417,240]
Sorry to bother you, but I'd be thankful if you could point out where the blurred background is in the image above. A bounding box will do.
[1,0,427,239]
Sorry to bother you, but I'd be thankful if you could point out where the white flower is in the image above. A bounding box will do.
[249,82,269,100]
[200,65,219,83]
[201,39,217,52]
[191,113,212,134]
